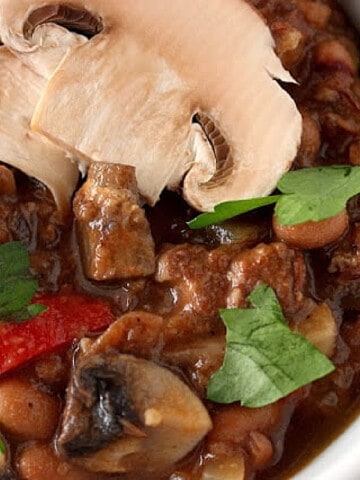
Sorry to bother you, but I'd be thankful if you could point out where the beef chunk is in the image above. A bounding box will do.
[156,244,233,318]
[73,163,155,280]
[156,242,313,326]
[227,242,313,319]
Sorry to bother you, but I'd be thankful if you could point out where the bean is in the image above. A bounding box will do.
[17,443,97,480]
[272,210,349,249]
[0,377,60,441]
[207,404,282,449]
[314,40,357,75]
[246,431,273,469]
[297,0,331,30]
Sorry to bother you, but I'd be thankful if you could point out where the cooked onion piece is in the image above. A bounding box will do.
[0,0,302,211]
[200,455,246,480]
[295,302,338,358]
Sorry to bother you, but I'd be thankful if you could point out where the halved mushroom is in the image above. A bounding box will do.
[0,25,84,214]
[57,351,212,475]
[0,0,302,211]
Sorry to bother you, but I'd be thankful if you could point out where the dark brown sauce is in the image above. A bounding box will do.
[2,1,360,479]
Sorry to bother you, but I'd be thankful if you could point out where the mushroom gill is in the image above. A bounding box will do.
[0,0,302,212]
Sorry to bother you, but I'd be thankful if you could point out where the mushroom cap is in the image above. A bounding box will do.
[57,352,212,475]
[0,0,302,211]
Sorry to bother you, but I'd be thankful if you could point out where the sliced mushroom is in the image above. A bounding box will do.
[0,0,302,211]
[57,352,212,475]
[0,25,84,214]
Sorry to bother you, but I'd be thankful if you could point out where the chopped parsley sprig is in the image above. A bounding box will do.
[189,166,360,229]
[0,241,47,323]
[207,284,335,408]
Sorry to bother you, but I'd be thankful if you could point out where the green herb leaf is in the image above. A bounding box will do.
[187,196,280,229]
[207,284,335,408]
[0,436,5,456]
[0,242,46,323]
[188,166,360,228]
[275,165,360,225]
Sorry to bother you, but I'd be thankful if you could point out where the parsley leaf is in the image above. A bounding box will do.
[275,165,360,225]
[188,166,360,228]
[0,242,47,323]
[207,284,335,408]
[0,436,5,456]
[188,195,280,229]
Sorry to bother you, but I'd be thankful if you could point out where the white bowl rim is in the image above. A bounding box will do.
[292,414,360,479]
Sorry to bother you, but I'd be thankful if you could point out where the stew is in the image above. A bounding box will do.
[0,1,360,479]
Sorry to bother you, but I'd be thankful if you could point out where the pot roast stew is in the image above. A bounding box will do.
[1,0,360,479]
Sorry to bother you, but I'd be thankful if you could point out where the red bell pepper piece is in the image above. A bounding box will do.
[0,292,114,375]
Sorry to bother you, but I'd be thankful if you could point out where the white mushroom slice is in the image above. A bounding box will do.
[0,0,302,210]
[14,23,87,77]
[0,40,81,214]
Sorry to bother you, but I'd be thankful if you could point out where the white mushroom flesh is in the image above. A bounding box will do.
[0,0,302,211]
[0,30,82,213]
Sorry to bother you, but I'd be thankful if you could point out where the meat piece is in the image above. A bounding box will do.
[156,242,314,341]
[227,242,314,319]
[328,223,360,279]
[156,244,234,318]
[155,244,236,341]
[56,351,212,476]
[73,162,155,280]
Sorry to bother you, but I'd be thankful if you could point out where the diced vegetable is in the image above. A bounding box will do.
[0,293,114,375]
